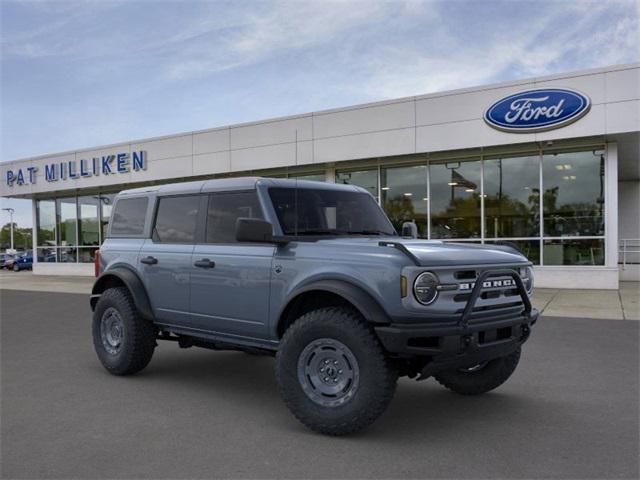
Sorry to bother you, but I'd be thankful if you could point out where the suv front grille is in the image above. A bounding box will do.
[433,266,531,318]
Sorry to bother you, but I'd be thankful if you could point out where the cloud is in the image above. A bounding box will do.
[351,0,640,99]
[163,1,400,80]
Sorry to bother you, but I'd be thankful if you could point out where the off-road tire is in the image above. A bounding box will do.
[92,287,157,375]
[276,307,397,436]
[434,348,521,395]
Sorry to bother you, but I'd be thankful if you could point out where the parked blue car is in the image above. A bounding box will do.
[13,252,33,271]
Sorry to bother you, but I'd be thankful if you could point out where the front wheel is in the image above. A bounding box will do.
[92,287,157,375]
[434,348,521,395]
[276,307,397,436]
[12,264,19,272]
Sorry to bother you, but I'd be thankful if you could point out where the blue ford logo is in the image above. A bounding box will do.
[484,88,591,133]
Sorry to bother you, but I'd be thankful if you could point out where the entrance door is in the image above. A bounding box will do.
[189,191,274,340]
[138,194,201,325]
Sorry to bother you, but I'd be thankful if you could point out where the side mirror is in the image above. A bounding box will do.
[236,218,275,243]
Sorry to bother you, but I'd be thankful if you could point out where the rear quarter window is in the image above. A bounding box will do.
[109,197,149,236]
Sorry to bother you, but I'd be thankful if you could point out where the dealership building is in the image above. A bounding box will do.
[1,63,638,289]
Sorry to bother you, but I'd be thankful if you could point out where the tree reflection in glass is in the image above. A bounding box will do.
[381,165,428,237]
[542,150,605,237]
[484,155,540,238]
[430,160,481,238]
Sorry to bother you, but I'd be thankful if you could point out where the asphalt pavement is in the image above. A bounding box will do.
[1,289,638,479]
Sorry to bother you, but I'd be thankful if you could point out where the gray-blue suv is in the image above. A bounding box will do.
[91,177,538,435]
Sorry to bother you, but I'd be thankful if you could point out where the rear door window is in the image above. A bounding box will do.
[206,192,263,243]
[110,197,148,236]
[153,195,201,243]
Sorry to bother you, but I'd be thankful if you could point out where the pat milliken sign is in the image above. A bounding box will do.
[484,88,591,133]
[4,151,147,187]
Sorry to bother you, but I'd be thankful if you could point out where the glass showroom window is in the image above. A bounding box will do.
[56,197,77,263]
[36,200,57,263]
[336,169,379,201]
[290,172,326,182]
[542,149,605,265]
[100,194,116,243]
[484,155,540,238]
[381,165,428,237]
[78,196,100,263]
[430,159,481,239]
[542,150,605,237]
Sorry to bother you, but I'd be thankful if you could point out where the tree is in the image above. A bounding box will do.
[0,223,32,251]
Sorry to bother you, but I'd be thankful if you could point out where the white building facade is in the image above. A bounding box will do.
[1,63,639,288]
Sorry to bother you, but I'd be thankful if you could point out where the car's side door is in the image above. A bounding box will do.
[138,194,203,325]
[189,190,275,340]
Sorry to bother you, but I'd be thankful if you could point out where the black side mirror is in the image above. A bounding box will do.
[236,218,275,243]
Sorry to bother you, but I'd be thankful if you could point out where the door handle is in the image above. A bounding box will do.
[194,258,215,269]
[140,256,158,265]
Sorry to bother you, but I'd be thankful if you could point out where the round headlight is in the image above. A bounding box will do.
[413,272,439,305]
[524,267,534,294]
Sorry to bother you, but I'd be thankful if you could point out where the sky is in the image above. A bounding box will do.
[1,0,639,228]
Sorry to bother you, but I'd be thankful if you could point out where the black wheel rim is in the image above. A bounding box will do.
[100,307,124,355]
[297,338,360,407]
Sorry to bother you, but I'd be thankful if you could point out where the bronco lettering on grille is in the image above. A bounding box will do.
[458,279,515,291]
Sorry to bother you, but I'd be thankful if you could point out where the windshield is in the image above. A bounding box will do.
[269,187,397,237]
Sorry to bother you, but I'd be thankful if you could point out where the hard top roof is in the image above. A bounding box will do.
[117,177,366,197]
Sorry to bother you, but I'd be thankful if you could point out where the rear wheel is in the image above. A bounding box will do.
[276,307,397,436]
[12,263,19,272]
[92,287,157,375]
[434,348,521,395]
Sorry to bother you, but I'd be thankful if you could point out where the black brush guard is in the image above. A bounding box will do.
[374,267,537,378]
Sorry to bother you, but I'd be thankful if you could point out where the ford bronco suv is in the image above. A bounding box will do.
[91,177,537,435]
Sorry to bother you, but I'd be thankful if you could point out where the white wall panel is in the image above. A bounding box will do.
[314,128,415,163]
[34,263,93,276]
[534,267,619,289]
[606,100,640,134]
[193,151,231,175]
[416,85,532,126]
[314,101,414,139]
[231,143,296,171]
[193,128,230,155]
[133,156,193,182]
[230,116,312,150]
[295,140,314,165]
[416,119,535,152]
[606,68,640,103]
[535,104,606,141]
[130,134,192,161]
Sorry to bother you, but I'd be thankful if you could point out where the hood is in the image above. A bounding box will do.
[397,239,528,266]
[314,237,529,266]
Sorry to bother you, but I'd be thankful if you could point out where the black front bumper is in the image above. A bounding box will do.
[375,268,538,376]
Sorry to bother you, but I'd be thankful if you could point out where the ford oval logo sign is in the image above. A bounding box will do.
[484,88,591,133]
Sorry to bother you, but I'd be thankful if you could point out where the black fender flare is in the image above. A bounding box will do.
[278,279,391,332]
[90,266,154,320]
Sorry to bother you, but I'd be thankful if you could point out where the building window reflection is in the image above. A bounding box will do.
[100,194,115,243]
[381,165,428,238]
[36,193,115,264]
[543,238,604,265]
[484,155,540,238]
[78,196,100,246]
[336,169,379,201]
[430,160,481,239]
[542,150,605,237]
